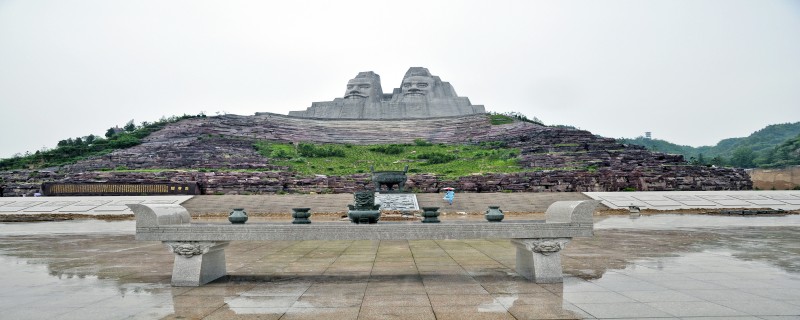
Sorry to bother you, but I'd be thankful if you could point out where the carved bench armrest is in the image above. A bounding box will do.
[128,204,192,227]
[544,200,600,224]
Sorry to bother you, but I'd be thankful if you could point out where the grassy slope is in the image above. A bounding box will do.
[254,141,524,178]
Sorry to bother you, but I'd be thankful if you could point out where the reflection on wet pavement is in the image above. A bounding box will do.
[0,216,798,319]
[0,220,135,236]
[596,213,800,230]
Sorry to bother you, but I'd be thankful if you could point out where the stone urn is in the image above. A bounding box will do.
[228,208,248,224]
[420,207,441,223]
[292,208,312,224]
[485,205,504,222]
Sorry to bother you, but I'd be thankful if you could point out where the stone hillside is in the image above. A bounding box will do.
[63,113,553,171]
[0,113,752,196]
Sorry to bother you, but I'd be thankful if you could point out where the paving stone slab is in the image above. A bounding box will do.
[585,191,800,210]
[632,196,681,207]
[763,194,800,200]
[57,200,114,212]
[0,201,42,212]
[699,196,754,206]
[664,195,718,206]
[0,196,193,215]
[23,201,79,212]
[142,200,183,204]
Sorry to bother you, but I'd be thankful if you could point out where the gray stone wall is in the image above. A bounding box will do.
[749,166,800,190]
[0,165,751,197]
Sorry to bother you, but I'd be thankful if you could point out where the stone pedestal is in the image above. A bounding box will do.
[511,238,571,283]
[165,241,230,286]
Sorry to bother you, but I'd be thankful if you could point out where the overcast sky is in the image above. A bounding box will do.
[1,0,799,159]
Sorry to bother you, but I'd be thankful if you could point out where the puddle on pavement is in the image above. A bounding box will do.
[0,216,797,318]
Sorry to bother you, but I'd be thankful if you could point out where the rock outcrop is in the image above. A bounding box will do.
[0,113,752,196]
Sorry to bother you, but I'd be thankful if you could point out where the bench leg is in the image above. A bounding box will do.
[511,238,571,283]
[164,241,230,286]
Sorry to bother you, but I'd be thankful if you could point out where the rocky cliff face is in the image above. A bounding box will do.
[0,113,752,196]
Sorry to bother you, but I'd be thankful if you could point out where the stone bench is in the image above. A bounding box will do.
[129,200,600,286]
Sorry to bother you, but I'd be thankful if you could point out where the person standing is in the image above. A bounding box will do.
[443,188,455,205]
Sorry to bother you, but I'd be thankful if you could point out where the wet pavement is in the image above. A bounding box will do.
[1,215,799,319]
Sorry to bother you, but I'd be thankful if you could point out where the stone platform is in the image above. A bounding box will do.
[0,196,192,215]
[2,191,800,218]
[586,190,800,211]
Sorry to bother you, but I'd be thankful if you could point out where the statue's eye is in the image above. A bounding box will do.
[347,85,354,89]
[359,84,370,89]
[403,83,411,88]
[417,83,428,88]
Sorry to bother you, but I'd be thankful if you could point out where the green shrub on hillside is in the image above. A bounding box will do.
[758,133,800,168]
[297,143,345,157]
[369,144,406,155]
[253,141,525,178]
[413,138,433,146]
[619,121,800,168]
[488,112,544,126]
[489,114,514,125]
[0,113,206,170]
[416,152,457,164]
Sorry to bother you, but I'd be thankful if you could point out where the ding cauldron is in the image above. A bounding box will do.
[371,165,409,193]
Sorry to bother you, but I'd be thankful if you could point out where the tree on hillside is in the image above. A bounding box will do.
[620,121,800,168]
[758,133,800,168]
[123,120,136,132]
[729,147,756,168]
[105,127,117,138]
[1,113,206,170]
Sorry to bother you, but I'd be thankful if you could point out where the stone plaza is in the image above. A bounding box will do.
[1,193,799,319]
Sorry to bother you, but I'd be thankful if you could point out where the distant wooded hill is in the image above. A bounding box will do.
[619,122,800,168]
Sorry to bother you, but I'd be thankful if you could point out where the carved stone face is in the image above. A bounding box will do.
[401,76,434,97]
[344,79,377,100]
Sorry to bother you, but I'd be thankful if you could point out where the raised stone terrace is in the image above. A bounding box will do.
[155,113,537,145]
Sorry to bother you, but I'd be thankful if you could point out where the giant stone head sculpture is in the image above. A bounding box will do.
[401,76,433,98]
[284,67,485,119]
[343,71,383,104]
[399,67,438,102]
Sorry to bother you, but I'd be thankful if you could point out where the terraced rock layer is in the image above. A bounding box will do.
[0,113,752,196]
